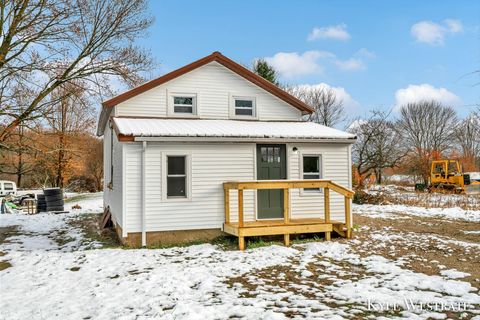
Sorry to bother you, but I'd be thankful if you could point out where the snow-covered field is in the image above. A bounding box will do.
[354,203,480,222]
[1,192,479,319]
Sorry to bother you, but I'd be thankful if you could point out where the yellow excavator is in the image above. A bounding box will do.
[429,159,480,194]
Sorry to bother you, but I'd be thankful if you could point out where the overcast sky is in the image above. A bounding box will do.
[137,0,479,120]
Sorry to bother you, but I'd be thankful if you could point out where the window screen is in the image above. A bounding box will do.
[167,156,186,197]
[173,96,195,114]
[234,98,254,116]
[303,155,321,192]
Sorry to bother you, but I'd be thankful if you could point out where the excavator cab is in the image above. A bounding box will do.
[429,160,465,193]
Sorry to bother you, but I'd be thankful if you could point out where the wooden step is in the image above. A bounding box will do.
[100,207,112,229]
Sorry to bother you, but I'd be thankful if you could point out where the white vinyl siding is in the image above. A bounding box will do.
[103,125,124,227]
[123,142,256,232]
[115,61,302,121]
[120,141,351,233]
[288,143,351,223]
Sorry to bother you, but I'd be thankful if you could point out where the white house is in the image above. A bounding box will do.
[97,52,356,248]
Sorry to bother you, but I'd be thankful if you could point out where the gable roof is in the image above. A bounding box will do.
[101,51,313,113]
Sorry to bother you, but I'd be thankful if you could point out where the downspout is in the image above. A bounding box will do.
[348,144,353,229]
[141,141,147,247]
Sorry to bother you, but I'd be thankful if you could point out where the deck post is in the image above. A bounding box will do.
[283,188,289,223]
[239,236,245,251]
[283,188,290,246]
[238,189,244,228]
[345,196,352,238]
[324,187,331,241]
[224,188,230,224]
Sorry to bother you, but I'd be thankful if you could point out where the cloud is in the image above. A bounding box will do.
[294,83,360,111]
[334,58,366,71]
[264,47,375,77]
[444,19,463,33]
[411,19,463,45]
[355,48,376,59]
[307,24,351,41]
[394,84,461,108]
[264,51,334,78]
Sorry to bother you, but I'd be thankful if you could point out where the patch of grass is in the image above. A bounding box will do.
[67,213,121,249]
[64,194,93,204]
[0,226,20,245]
[69,266,81,272]
[52,229,76,247]
[247,237,283,249]
[0,260,12,271]
[142,240,207,250]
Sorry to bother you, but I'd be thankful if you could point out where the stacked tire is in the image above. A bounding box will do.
[44,188,64,212]
[36,194,47,213]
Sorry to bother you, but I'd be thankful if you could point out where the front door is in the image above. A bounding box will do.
[257,144,286,219]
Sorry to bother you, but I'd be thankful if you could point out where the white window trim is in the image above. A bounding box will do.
[299,153,324,196]
[162,151,192,201]
[229,95,258,119]
[167,91,199,118]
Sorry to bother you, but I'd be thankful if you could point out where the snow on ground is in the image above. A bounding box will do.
[354,203,480,222]
[0,192,103,251]
[357,184,480,222]
[1,192,479,319]
[367,184,480,208]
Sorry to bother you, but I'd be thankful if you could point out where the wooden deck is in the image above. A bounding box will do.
[223,179,355,250]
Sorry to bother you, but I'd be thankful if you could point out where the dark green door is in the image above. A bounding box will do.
[257,144,286,219]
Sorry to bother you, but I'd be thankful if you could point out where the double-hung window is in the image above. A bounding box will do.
[167,156,187,198]
[233,97,255,117]
[172,95,196,115]
[302,155,322,192]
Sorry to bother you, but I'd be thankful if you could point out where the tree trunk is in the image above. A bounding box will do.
[376,169,383,184]
[55,133,65,188]
[17,151,23,188]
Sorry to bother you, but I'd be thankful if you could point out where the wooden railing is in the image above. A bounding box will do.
[223,179,355,239]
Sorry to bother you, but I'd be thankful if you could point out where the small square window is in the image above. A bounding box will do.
[167,156,187,197]
[234,97,255,117]
[303,155,322,192]
[173,95,196,114]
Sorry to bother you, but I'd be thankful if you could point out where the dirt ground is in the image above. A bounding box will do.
[351,213,480,289]
[224,213,480,319]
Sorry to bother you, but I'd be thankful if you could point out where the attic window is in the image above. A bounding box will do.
[173,95,196,114]
[234,97,255,117]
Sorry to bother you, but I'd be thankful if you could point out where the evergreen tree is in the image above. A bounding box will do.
[253,59,279,86]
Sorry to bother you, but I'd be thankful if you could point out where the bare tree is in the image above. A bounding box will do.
[396,100,458,183]
[0,124,38,187]
[85,137,103,191]
[288,86,346,127]
[44,81,96,187]
[453,110,480,170]
[0,0,154,145]
[349,111,406,186]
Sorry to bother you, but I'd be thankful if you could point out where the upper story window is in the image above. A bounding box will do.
[173,96,196,114]
[169,93,197,116]
[232,96,256,118]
